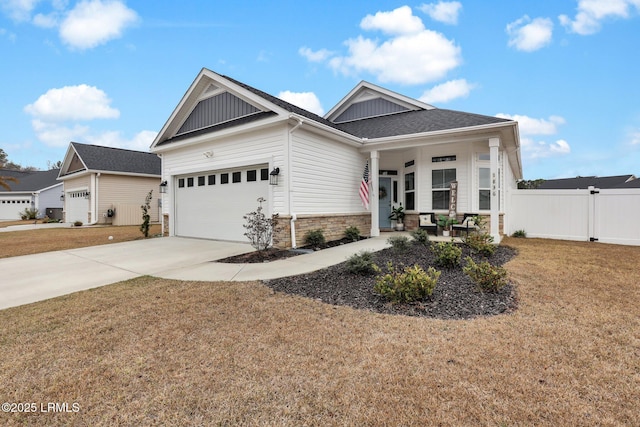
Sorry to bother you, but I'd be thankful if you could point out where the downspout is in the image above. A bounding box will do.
[89,173,100,225]
[288,115,303,248]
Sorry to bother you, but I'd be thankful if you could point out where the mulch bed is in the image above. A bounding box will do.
[218,237,365,263]
[264,243,518,320]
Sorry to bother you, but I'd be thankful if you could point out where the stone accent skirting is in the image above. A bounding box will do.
[273,213,371,249]
[163,214,170,237]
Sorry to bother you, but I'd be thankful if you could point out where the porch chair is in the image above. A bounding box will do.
[418,212,438,235]
[452,214,479,237]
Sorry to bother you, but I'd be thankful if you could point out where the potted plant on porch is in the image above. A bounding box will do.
[389,205,406,231]
[437,214,458,237]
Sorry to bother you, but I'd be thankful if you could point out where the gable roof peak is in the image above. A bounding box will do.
[324,80,435,123]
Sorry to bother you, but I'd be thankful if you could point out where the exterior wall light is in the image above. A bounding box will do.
[159,180,168,193]
[269,167,280,185]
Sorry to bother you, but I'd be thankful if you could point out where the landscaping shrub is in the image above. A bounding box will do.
[374,262,441,303]
[304,229,326,247]
[410,228,430,246]
[19,208,39,220]
[512,229,527,238]
[345,251,377,275]
[463,256,508,292]
[387,235,410,252]
[73,221,83,227]
[431,241,462,268]
[463,232,495,257]
[243,197,279,251]
[344,226,361,242]
[140,190,153,238]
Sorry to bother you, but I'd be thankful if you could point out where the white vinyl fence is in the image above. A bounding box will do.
[508,187,640,246]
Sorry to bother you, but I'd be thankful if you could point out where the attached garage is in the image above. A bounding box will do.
[174,165,270,242]
[0,197,32,220]
[65,190,89,223]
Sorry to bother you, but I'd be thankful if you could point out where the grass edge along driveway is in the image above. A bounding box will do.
[0,237,639,426]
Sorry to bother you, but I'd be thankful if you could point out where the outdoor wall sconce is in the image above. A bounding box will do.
[159,180,168,193]
[60,193,65,201]
[269,167,280,185]
[84,191,90,199]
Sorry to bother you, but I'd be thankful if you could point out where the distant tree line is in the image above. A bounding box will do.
[517,179,546,189]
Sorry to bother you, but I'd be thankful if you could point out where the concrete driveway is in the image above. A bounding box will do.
[0,237,254,311]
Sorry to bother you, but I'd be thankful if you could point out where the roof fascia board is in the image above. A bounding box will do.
[286,113,364,147]
[325,81,435,121]
[58,170,160,180]
[152,115,288,153]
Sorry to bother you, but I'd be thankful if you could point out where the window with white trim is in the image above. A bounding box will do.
[432,168,456,210]
[479,167,490,210]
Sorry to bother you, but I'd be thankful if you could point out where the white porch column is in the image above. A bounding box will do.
[489,138,501,243]
[370,150,380,237]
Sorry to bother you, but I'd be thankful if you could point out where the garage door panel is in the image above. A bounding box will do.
[175,166,269,242]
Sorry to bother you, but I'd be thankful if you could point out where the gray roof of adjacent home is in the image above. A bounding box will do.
[63,142,161,176]
[0,168,61,192]
[537,174,637,189]
[223,75,510,139]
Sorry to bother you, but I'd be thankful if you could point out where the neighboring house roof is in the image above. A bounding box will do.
[537,174,637,189]
[59,142,161,178]
[0,168,61,192]
[613,177,640,188]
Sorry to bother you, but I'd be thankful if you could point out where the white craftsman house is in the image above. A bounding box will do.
[151,68,522,247]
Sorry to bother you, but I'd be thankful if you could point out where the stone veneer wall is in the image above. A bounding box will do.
[273,213,371,249]
[163,214,169,237]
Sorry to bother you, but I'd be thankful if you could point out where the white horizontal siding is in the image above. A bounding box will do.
[291,130,364,214]
[416,143,469,213]
[161,125,287,215]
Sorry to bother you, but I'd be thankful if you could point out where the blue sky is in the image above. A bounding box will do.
[1,0,639,180]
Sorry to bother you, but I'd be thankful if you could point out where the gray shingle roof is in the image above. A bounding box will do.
[335,109,512,139]
[537,175,636,189]
[0,169,61,192]
[64,142,161,176]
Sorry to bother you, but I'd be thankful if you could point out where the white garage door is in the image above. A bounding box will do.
[175,165,270,242]
[0,198,32,220]
[65,190,89,223]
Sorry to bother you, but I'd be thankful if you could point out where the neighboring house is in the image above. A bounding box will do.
[57,142,161,225]
[151,68,522,247]
[537,174,637,190]
[0,169,63,220]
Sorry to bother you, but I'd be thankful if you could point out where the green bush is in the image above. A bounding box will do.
[140,190,153,238]
[410,228,430,246]
[463,232,495,257]
[304,229,326,247]
[346,251,377,275]
[512,229,527,238]
[344,226,361,242]
[374,262,441,303]
[463,257,508,292]
[387,235,410,252]
[431,241,462,268]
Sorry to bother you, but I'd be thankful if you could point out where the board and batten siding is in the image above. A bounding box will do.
[98,175,160,224]
[161,125,287,215]
[290,130,364,214]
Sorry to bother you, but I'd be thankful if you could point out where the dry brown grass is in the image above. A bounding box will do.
[0,224,161,258]
[0,237,639,426]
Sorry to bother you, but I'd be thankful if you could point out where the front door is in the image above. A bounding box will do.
[379,177,392,229]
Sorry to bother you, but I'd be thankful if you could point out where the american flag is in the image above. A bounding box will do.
[359,161,370,210]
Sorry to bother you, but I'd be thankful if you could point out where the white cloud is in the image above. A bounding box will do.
[30,119,90,147]
[418,1,462,25]
[299,47,334,62]
[0,0,40,22]
[498,113,570,159]
[25,84,120,121]
[360,5,424,35]
[59,0,138,50]
[278,91,324,116]
[85,129,157,151]
[31,120,156,150]
[506,15,553,52]
[0,27,17,41]
[629,129,640,145]
[419,79,475,104]
[33,11,58,28]
[302,6,461,85]
[496,113,565,135]
[559,0,640,35]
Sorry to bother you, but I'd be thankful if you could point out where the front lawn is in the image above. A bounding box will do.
[0,224,161,258]
[0,237,638,425]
